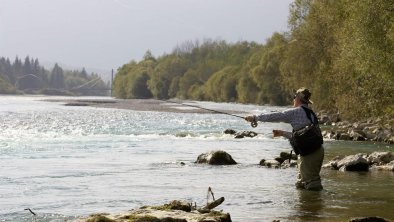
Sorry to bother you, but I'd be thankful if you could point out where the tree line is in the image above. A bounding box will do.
[0,56,109,96]
[113,0,393,121]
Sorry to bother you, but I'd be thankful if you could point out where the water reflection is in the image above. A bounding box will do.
[295,190,324,221]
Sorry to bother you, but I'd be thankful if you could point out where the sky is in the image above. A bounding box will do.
[0,0,293,78]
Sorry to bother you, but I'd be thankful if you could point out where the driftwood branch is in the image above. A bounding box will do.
[198,197,225,213]
[205,197,224,210]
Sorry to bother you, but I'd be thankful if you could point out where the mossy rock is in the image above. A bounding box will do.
[119,214,161,222]
[151,200,191,212]
[85,214,116,222]
[200,211,232,222]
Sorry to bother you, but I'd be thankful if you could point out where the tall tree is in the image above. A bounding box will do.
[49,63,65,88]
[23,56,33,74]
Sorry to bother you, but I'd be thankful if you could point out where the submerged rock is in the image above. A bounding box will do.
[196,150,237,165]
[259,159,281,168]
[234,131,258,139]
[223,129,258,139]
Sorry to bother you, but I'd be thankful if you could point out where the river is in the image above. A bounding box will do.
[0,95,393,221]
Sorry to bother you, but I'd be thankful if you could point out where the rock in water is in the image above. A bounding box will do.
[223,129,237,134]
[234,131,258,138]
[196,150,237,165]
[337,153,369,171]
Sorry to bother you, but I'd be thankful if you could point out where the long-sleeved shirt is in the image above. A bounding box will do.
[254,104,316,139]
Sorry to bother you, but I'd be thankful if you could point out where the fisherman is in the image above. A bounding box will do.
[244,87,324,191]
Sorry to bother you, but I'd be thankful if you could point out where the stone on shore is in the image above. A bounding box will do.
[318,111,394,144]
[196,150,237,165]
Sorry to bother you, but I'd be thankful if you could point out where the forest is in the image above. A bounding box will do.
[0,56,109,96]
[114,0,393,121]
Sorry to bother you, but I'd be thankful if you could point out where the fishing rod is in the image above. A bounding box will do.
[161,99,258,128]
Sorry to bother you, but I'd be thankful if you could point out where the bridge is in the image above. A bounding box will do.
[15,74,113,96]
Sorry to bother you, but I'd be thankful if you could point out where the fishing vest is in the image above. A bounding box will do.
[289,106,323,156]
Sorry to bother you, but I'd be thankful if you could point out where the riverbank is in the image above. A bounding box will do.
[318,110,394,144]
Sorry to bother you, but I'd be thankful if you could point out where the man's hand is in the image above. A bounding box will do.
[272,129,285,137]
[244,115,255,122]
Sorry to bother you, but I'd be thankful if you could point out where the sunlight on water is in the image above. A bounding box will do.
[0,96,393,222]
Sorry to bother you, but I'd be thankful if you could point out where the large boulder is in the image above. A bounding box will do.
[196,150,237,165]
[337,154,369,171]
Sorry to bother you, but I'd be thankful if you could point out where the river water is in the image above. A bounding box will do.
[0,95,393,222]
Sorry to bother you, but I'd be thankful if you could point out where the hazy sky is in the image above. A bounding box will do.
[0,0,293,75]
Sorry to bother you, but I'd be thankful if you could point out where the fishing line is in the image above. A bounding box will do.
[161,99,258,128]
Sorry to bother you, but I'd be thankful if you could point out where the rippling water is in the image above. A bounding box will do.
[1,95,393,222]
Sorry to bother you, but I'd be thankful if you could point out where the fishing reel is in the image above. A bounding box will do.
[251,121,258,128]
[244,116,258,128]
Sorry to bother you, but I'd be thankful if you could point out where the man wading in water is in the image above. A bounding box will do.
[244,87,324,191]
